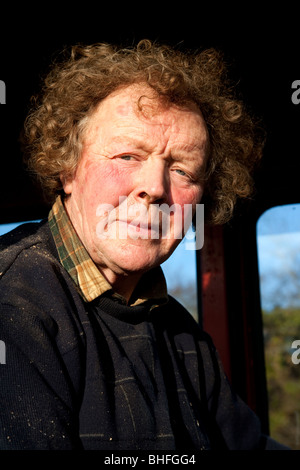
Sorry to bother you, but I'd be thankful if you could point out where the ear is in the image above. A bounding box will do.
[60,173,73,195]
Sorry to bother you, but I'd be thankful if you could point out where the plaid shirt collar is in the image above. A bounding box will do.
[48,195,168,306]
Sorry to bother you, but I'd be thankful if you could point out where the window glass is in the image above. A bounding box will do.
[257,204,300,449]
[161,226,199,321]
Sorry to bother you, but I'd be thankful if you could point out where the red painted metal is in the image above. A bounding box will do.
[200,224,232,381]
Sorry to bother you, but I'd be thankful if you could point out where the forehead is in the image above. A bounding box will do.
[84,84,208,148]
[83,85,209,162]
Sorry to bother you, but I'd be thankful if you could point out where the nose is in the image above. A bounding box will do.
[134,158,169,204]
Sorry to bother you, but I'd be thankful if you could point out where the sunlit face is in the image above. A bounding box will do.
[63,84,208,291]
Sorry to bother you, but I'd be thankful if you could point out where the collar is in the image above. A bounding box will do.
[48,195,168,306]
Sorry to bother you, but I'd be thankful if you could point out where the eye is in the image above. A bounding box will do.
[119,155,134,161]
[172,166,198,184]
[175,168,187,176]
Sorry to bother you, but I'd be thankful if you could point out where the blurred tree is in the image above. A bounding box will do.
[263,306,300,449]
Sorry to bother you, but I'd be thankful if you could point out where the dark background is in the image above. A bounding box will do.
[0,6,299,223]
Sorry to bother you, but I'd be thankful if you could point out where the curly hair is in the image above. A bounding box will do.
[23,39,264,224]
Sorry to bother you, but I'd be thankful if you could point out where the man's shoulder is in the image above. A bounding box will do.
[0,219,49,248]
[0,220,55,274]
[0,220,84,328]
[0,221,64,309]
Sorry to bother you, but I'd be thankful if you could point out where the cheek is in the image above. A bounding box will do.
[77,160,137,226]
[172,185,204,209]
[169,187,203,236]
[79,161,133,210]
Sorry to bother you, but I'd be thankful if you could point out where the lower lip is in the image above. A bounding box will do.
[117,221,160,239]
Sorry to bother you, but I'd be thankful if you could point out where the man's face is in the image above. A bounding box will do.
[63,84,208,287]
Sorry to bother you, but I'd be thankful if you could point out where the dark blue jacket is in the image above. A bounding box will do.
[0,222,287,450]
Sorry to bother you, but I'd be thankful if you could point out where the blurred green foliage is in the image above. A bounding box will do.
[263,306,300,449]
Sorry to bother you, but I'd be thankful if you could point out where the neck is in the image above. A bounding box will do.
[98,267,143,304]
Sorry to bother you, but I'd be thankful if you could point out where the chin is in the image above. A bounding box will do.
[115,256,160,274]
[95,238,174,272]
[113,247,167,272]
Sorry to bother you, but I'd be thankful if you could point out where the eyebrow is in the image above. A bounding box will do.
[110,135,152,152]
[110,135,207,156]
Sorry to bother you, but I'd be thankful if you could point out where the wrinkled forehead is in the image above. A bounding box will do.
[108,83,200,119]
[84,83,209,145]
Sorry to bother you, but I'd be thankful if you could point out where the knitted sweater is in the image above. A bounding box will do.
[0,221,284,450]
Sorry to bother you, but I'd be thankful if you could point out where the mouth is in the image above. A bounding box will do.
[117,219,161,239]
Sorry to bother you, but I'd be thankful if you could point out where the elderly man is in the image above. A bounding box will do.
[0,40,286,450]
